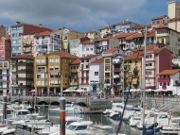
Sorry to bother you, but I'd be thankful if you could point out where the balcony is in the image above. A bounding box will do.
[113,74,120,79]
[158,77,170,82]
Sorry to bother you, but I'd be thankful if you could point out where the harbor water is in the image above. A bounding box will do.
[39,105,142,135]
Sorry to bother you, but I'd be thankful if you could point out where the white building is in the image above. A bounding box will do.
[34,30,61,56]
[89,58,104,94]
[158,69,180,95]
[0,61,10,96]
[70,37,95,57]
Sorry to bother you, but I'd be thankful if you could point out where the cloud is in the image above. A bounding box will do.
[0,0,148,30]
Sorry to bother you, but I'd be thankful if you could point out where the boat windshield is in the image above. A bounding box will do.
[76,125,87,130]
[67,125,77,130]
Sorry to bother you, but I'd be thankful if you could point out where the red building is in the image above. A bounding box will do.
[0,37,11,60]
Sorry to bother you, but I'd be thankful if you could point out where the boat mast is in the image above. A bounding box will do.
[142,27,147,135]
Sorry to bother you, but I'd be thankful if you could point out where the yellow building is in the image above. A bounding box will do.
[61,28,84,52]
[124,52,143,89]
[34,51,77,96]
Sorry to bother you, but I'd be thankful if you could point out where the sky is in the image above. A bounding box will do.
[0,0,167,31]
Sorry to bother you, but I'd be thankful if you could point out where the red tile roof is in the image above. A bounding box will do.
[47,51,78,59]
[106,48,118,53]
[125,52,144,60]
[11,54,33,59]
[126,30,155,40]
[153,23,167,29]
[159,69,180,75]
[151,15,168,21]
[112,20,138,27]
[35,31,53,36]
[91,58,103,64]
[113,32,136,39]
[95,37,110,42]
[11,22,53,35]
[71,58,80,64]
[85,30,97,33]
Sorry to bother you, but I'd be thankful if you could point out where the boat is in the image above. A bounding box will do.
[37,116,83,135]
[66,121,93,135]
[160,117,180,135]
[0,125,16,135]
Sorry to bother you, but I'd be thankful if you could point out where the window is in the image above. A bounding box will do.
[86,48,89,51]
[94,72,99,76]
[105,59,110,63]
[91,48,93,51]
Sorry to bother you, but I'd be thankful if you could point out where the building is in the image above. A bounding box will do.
[111,20,139,33]
[70,37,95,57]
[10,55,34,96]
[168,0,180,19]
[155,25,180,58]
[70,58,80,88]
[0,36,11,60]
[89,58,104,94]
[131,46,172,90]
[158,69,180,95]
[99,26,112,38]
[61,28,84,52]
[0,25,7,37]
[34,51,77,96]
[95,37,110,54]
[168,0,180,32]
[151,15,168,26]
[34,30,62,55]
[0,61,10,96]
[10,22,52,55]
[85,30,99,40]
[124,52,143,90]
[79,55,100,92]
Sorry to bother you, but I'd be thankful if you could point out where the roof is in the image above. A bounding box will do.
[159,69,180,75]
[91,58,103,64]
[169,17,180,22]
[112,20,138,27]
[80,37,94,45]
[47,51,78,59]
[153,23,167,29]
[106,48,118,53]
[11,22,53,34]
[126,30,155,40]
[125,52,144,60]
[151,15,168,21]
[71,58,80,65]
[35,31,53,36]
[95,37,110,42]
[11,54,33,59]
[113,32,136,39]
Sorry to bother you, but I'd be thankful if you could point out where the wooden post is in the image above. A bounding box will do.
[59,97,66,135]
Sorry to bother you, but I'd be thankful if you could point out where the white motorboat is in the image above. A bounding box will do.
[129,113,141,127]
[136,111,170,129]
[66,121,93,135]
[0,125,16,135]
[160,117,180,135]
[37,116,83,135]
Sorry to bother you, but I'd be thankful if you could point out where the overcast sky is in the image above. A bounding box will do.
[0,0,167,31]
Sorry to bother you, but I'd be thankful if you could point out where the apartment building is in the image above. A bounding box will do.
[10,55,34,96]
[10,21,52,55]
[79,55,99,92]
[0,36,11,60]
[61,28,84,52]
[70,58,80,88]
[151,15,168,26]
[34,51,77,96]
[158,69,180,95]
[155,25,180,58]
[70,37,95,57]
[89,58,104,94]
[95,37,110,54]
[34,30,62,55]
[0,61,10,96]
